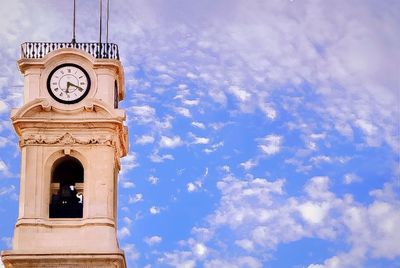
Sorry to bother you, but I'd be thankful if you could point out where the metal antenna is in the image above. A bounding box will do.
[72,0,76,43]
[99,0,102,44]
[106,0,110,43]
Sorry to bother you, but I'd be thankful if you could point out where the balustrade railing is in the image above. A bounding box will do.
[20,42,119,60]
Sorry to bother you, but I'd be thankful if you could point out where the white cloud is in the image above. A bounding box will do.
[132,0,397,151]
[204,141,223,154]
[220,165,231,173]
[203,167,209,177]
[121,152,139,173]
[150,206,161,215]
[122,216,133,226]
[191,121,205,129]
[122,243,140,260]
[0,159,14,178]
[0,101,9,114]
[158,74,174,85]
[1,237,12,249]
[228,85,251,102]
[298,201,330,225]
[308,192,400,268]
[162,174,400,267]
[191,227,213,241]
[193,243,207,257]
[130,105,156,124]
[129,193,143,204]
[0,185,15,196]
[122,181,135,189]
[149,150,175,163]
[118,227,131,239]
[159,135,184,148]
[159,252,196,268]
[136,135,155,145]
[187,182,197,192]
[235,239,254,252]
[258,135,282,155]
[155,115,174,130]
[182,99,200,106]
[310,155,332,165]
[259,102,276,120]
[193,137,209,144]
[304,176,332,200]
[148,175,159,185]
[0,160,8,173]
[308,265,325,268]
[343,173,361,185]
[189,133,209,145]
[240,159,257,170]
[187,181,202,193]
[144,236,162,246]
[310,133,326,140]
[0,136,10,148]
[208,88,227,105]
[174,106,191,117]
[205,257,262,268]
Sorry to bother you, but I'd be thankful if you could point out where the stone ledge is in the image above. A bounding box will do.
[1,250,126,268]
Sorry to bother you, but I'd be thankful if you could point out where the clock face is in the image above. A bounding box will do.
[47,63,91,104]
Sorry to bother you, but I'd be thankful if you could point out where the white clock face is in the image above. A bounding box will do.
[47,64,91,104]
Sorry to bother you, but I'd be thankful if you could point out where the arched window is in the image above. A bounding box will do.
[49,156,84,218]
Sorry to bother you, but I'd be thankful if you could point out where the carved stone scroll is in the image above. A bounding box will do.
[20,132,115,147]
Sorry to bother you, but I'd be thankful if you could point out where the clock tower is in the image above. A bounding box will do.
[1,42,128,267]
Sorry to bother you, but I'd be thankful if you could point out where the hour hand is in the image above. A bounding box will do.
[66,82,72,93]
[67,82,84,92]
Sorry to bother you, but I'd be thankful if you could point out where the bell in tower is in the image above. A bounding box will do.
[0,4,128,267]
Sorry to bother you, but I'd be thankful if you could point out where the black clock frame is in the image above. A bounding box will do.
[47,63,91,104]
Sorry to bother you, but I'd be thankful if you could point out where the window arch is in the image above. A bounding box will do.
[49,156,84,218]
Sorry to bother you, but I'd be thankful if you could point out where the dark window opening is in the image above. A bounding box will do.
[49,156,84,218]
[114,80,119,109]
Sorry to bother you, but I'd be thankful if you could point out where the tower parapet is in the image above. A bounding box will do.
[21,42,119,60]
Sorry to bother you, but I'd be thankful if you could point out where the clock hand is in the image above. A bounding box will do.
[66,82,71,93]
[68,82,85,92]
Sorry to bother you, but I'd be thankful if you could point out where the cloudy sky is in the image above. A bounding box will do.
[0,0,399,267]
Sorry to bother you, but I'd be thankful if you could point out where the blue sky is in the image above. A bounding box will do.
[0,0,399,267]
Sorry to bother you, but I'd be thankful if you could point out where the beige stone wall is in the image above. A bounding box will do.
[18,48,125,109]
[13,144,119,252]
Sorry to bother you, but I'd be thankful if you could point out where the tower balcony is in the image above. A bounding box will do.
[20,42,120,60]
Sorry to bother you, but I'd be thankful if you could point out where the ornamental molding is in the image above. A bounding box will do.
[11,98,125,120]
[20,132,115,147]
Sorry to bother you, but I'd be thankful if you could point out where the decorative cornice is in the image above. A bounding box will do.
[11,98,125,119]
[20,132,115,147]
